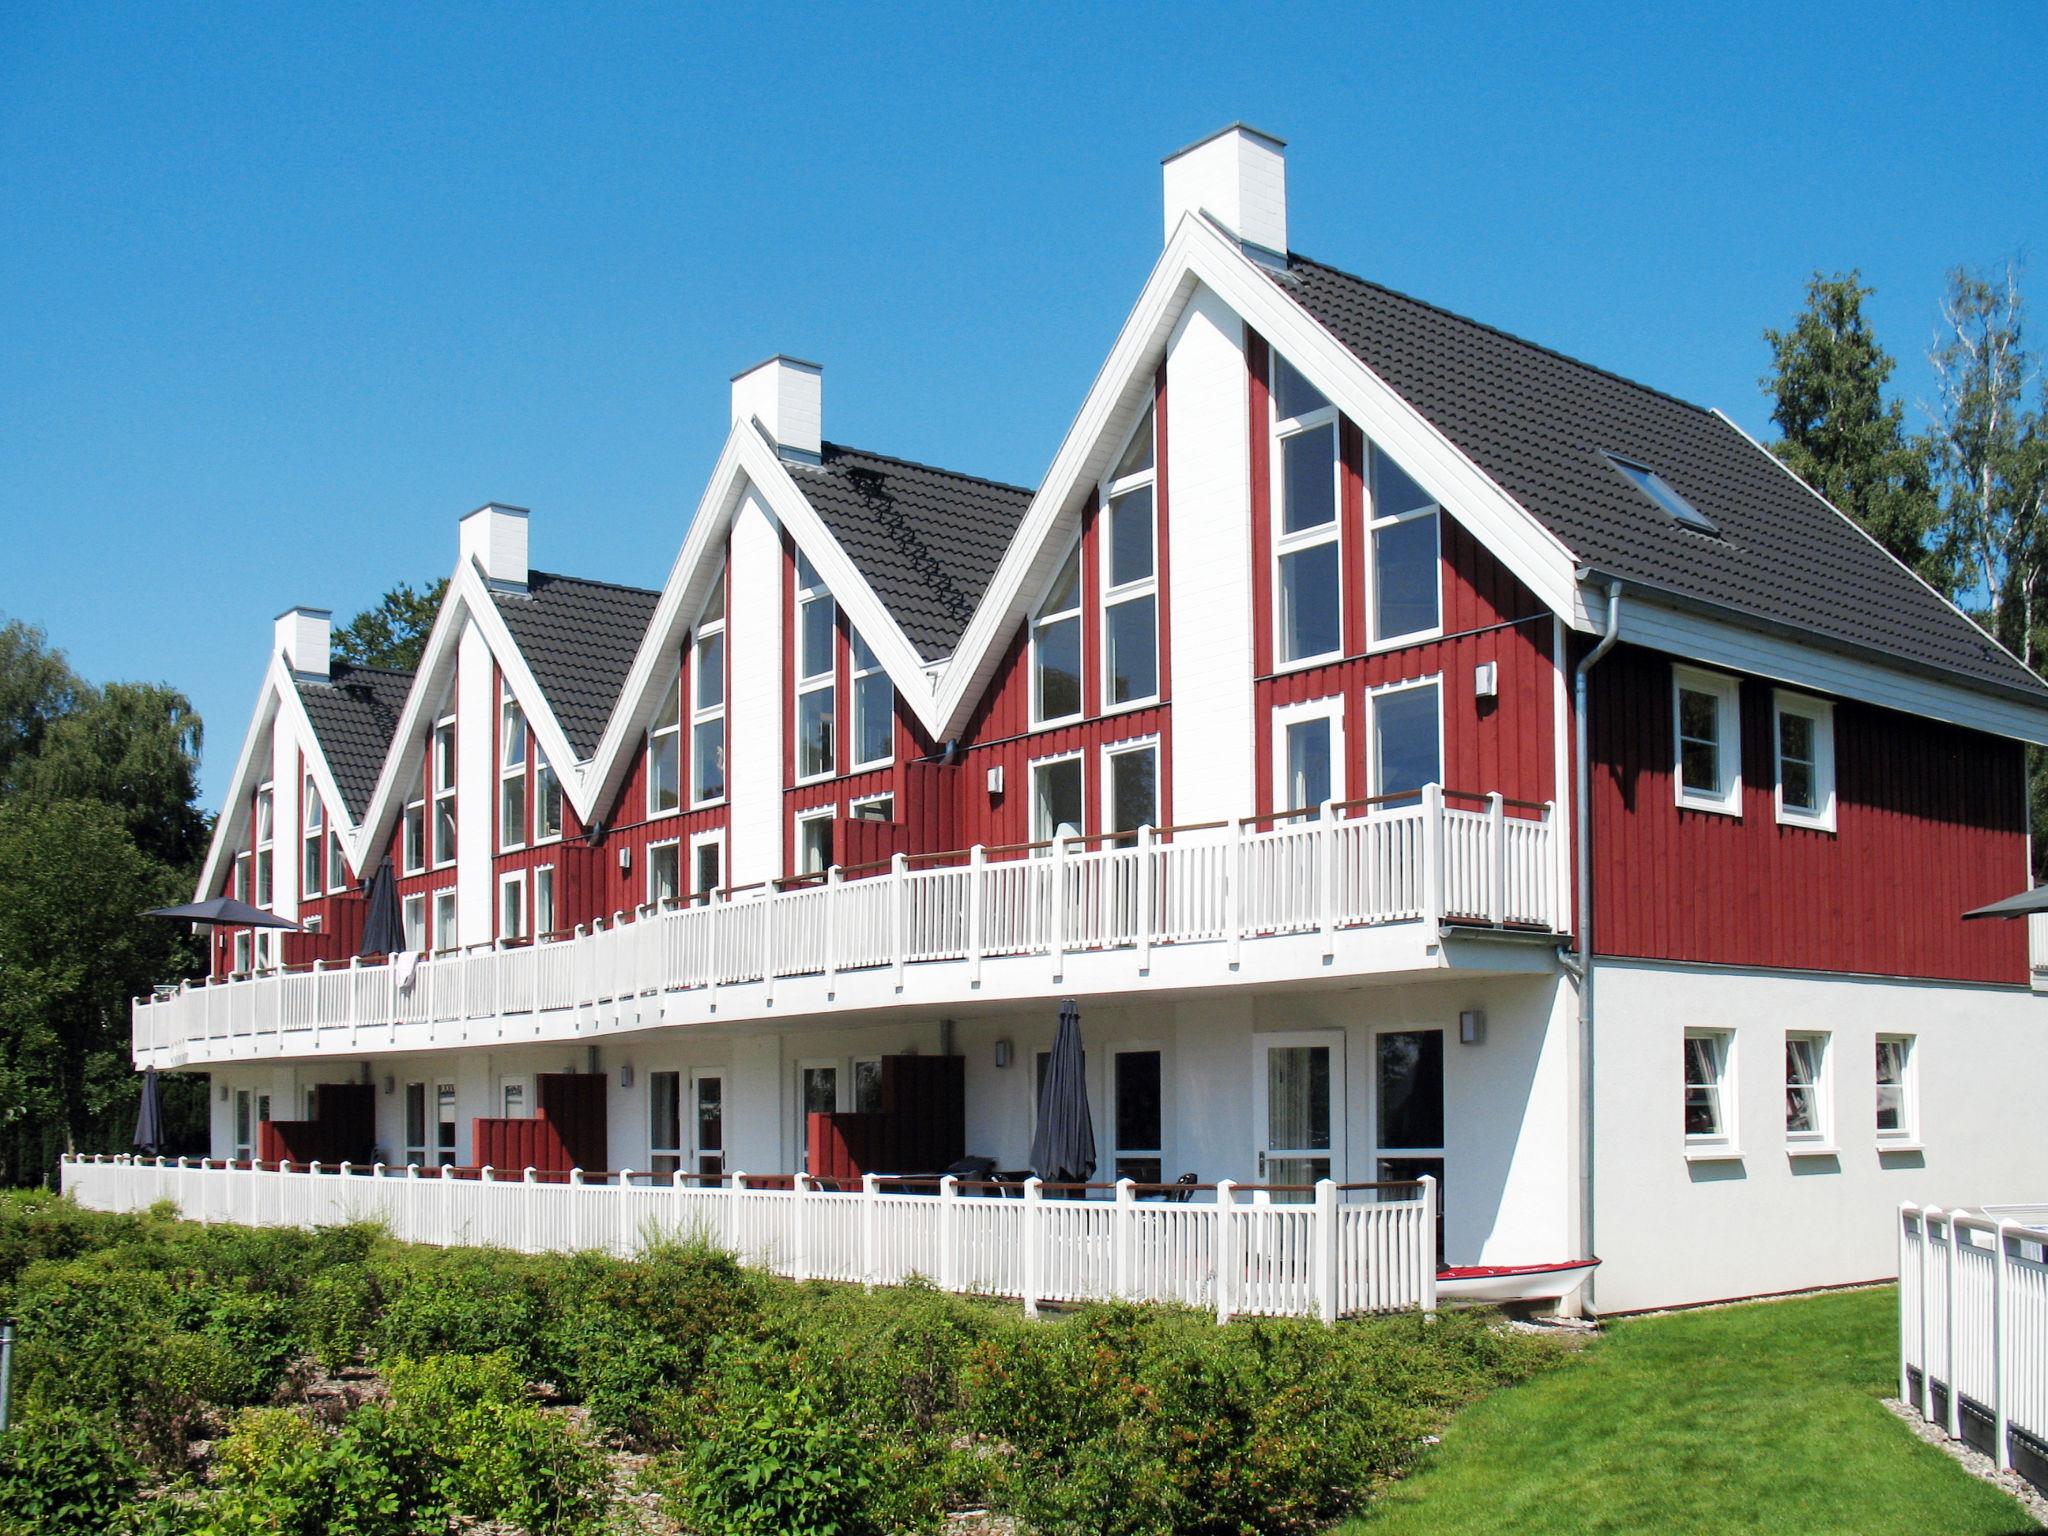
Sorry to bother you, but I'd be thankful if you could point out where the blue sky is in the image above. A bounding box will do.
[4,2,2044,810]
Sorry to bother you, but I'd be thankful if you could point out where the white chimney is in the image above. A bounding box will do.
[731,355,822,463]
[459,503,530,591]
[1162,123,1287,257]
[275,607,332,681]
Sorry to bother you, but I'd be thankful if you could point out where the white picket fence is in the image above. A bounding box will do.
[133,787,1558,1059]
[61,1153,1437,1323]
[1898,1202,2048,1482]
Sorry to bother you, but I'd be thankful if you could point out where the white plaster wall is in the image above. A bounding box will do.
[727,486,784,888]
[1592,961,2048,1313]
[456,620,495,946]
[1163,282,1254,825]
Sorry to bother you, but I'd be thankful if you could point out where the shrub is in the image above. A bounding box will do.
[665,1377,878,1536]
[370,1249,549,1370]
[303,1266,380,1375]
[0,1407,142,1536]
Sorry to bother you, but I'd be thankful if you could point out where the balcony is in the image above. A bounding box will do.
[134,786,1563,1067]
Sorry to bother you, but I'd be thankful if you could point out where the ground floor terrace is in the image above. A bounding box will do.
[148,961,2048,1314]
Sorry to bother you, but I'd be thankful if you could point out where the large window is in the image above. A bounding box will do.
[647,668,682,815]
[432,719,457,865]
[403,1083,427,1166]
[1673,666,1741,816]
[849,629,893,770]
[499,871,527,942]
[691,831,724,902]
[301,776,324,898]
[1773,690,1836,831]
[253,784,274,907]
[1113,1048,1163,1184]
[1271,353,1341,666]
[1031,753,1085,845]
[534,865,556,941]
[1785,1031,1830,1147]
[647,839,681,908]
[432,888,457,954]
[534,750,563,842]
[327,827,346,894]
[1369,447,1441,644]
[649,1071,683,1176]
[401,894,425,954]
[1104,739,1159,847]
[796,810,834,876]
[1684,1030,1734,1148]
[499,679,527,850]
[1102,404,1160,708]
[1876,1035,1916,1142]
[1031,541,1083,726]
[434,1081,457,1166]
[693,573,727,804]
[1371,678,1442,804]
[1275,697,1343,816]
[402,797,425,875]
[796,551,836,780]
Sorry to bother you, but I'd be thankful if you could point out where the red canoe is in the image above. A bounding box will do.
[1435,1258,1599,1303]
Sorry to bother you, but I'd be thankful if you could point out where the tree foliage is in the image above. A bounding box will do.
[331,580,446,673]
[1762,271,1942,583]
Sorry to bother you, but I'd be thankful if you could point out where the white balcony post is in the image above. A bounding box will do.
[891,852,908,991]
[939,1174,959,1291]
[1318,799,1337,958]
[1945,1212,1961,1438]
[763,883,776,1005]
[1898,1204,1914,1405]
[347,955,361,1040]
[824,865,840,996]
[1544,798,1563,929]
[1315,1177,1338,1324]
[968,845,986,983]
[1049,836,1067,982]
[1487,792,1507,925]
[1215,1179,1236,1324]
[1226,817,1243,966]
[1135,827,1154,971]
[705,893,721,1008]
[481,1164,494,1184]
[1114,1177,1135,1300]
[727,1171,745,1254]
[617,1168,634,1258]
[1994,1220,2012,1470]
[1423,783,1446,927]
[792,1171,810,1283]
[1021,1175,1043,1319]
[861,1172,880,1290]
[1420,1174,1439,1314]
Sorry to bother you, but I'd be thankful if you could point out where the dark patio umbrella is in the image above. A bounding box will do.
[358,857,404,956]
[144,896,303,930]
[1962,884,2048,920]
[1028,999,1096,1184]
[132,1065,164,1156]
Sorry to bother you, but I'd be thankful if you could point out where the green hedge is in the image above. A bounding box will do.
[0,1190,1558,1535]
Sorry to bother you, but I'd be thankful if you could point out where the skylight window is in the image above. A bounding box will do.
[1605,453,1718,535]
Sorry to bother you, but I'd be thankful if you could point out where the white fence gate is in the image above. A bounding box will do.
[61,1154,1437,1323]
[1898,1202,2048,1489]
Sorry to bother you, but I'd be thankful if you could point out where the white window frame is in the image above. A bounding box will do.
[1269,352,1343,670]
[850,1056,884,1115]
[431,887,458,954]
[301,774,324,899]
[400,893,426,954]
[795,807,836,876]
[689,829,724,903]
[648,1069,684,1176]
[795,1057,846,1171]
[1876,1034,1919,1146]
[1029,534,1085,729]
[498,1073,532,1119]
[646,663,683,817]
[1673,665,1742,817]
[232,929,253,976]
[434,1080,458,1167]
[690,1068,726,1178]
[534,864,556,941]
[647,837,682,909]
[1772,689,1836,832]
[1029,749,1087,848]
[848,628,895,771]
[795,551,838,783]
[1272,695,1346,817]
[1102,736,1161,843]
[1784,1030,1833,1152]
[1366,443,1444,648]
[499,676,528,852]
[1683,1028,1739,1158]
[498,870,528,943]
[533,749,564,844]
[1109,1042,1166,1186]
[691,585,728,807]
[431,717,458,867]
[849,792,894,822]
[327,827,346,895]
[402,1081,428,1167]
[253,928,279,973]
[402,797,426,876]
[1367,674,1444,804]
[254,782,275,908]
[1099,404,1160,712]
[234,1088,255,1162]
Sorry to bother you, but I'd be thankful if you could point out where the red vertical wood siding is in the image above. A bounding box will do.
[1588,642,2029,982]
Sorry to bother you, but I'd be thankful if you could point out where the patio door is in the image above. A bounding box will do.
[1253,1031,1346,1199]
[1373,1028,1445,1260]
[690,1069,725,1179]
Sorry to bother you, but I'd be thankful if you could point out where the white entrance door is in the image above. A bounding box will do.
[1253,1030,1346,1198]
[690,1069,725,1179]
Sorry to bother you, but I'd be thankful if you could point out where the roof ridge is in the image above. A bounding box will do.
[817,441,1035,498]
[1286,253,1715,420]
[521,568,661,599]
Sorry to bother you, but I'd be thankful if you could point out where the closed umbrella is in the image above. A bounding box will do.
[132,1066,164,1156]
[358,858,405,956]
[1028,1000,1096,1184]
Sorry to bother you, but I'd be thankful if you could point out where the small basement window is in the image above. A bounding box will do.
[1605,453,1718,535]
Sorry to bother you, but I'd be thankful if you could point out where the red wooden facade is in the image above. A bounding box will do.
[470,1073,608,1174]
[805,1055,966,1179]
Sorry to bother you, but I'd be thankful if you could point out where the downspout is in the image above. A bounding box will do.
[1564,577,1622,1308]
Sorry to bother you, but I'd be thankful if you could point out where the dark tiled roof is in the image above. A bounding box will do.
[1273,255,2048,703]
[789,444,1034,662]
[492,571,661,759]
[296,664,413,820]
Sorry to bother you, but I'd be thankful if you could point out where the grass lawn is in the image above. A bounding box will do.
[1340,1286,2038,1536]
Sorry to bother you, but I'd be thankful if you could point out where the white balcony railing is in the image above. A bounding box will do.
[61,1154,1439,1323]
[134,786,1559,1060]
